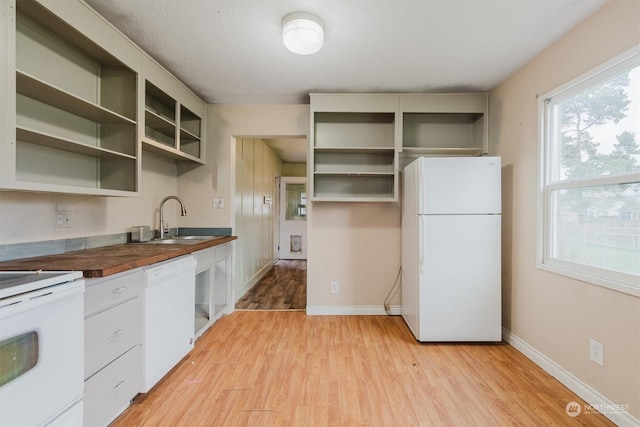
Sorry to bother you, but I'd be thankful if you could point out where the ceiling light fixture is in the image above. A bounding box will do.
[282,12,324,55]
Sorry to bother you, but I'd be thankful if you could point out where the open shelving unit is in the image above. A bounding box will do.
[4,1,140,195]
[142,77,205,163]
[310,107,398,202]
[399,94,488,168]
[309,93,489,202]
[1,0,210,196]
[144,81,177,148]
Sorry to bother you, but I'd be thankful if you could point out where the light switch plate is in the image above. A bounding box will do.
[213,197,224,209]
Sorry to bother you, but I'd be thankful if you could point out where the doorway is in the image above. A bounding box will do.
[279,177,307,260]
[233,136,308,310]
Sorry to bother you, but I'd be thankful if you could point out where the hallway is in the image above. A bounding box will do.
[235,260,306,310]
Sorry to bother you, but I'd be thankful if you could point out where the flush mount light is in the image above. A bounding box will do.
[282,12,324,55]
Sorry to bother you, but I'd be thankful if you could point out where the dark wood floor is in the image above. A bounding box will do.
[235,259,306,310]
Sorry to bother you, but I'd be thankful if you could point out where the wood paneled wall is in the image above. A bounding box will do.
[234,138,282,300]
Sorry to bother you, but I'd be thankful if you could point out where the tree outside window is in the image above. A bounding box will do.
[541,49,640,294]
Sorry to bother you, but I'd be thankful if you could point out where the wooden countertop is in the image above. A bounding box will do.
[0,236,237,278]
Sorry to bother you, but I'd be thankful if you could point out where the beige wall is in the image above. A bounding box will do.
[178,104,309,298]
[0,153,179,244]
[490,0,639,419]
[234,137,282,298]
[307,202,401,312]
[283,162,307,177]
[176,104,308,228]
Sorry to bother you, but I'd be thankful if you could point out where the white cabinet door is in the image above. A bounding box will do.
[84,346,142,427]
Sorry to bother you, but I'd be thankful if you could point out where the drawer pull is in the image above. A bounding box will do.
[109,287,126,294]
[107,380,126,394]
[107,329,125,339]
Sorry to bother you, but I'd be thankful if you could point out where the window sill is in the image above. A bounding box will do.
[537,262,640,298]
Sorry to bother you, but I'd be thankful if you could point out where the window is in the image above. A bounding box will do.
[539,46,640,296]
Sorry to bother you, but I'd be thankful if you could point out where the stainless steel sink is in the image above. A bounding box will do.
[143,235,224,245]
[144,238,202,245]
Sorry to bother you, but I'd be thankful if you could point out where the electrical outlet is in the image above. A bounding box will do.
[589,338,604,366]
[330,281,340,294]
[54,210,71,228]
[213,197,224,209]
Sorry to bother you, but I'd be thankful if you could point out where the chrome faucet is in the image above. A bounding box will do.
[159,196,187,238]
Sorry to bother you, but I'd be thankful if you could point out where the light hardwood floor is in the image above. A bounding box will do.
[112,312,612,426]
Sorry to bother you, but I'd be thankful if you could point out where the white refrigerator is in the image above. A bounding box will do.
[401,156,502,342]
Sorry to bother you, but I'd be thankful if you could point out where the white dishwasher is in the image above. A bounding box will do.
[142,255,196,392]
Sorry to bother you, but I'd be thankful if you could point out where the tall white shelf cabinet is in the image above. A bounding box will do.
[309,93,489,202]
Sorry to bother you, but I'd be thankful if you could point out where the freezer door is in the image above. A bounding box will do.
[418,214,501,342]
[418,157,501,215]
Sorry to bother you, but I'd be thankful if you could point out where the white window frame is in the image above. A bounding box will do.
[538,45,640,297]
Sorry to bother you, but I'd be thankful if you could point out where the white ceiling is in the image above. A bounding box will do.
[85,0,607,105]
[262,138,307,163]
[84,0,607,163]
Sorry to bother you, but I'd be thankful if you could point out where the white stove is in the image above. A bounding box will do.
[0,270,85,426]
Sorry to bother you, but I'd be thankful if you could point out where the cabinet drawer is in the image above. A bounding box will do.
[85,269,144,316]
[194,247,216,272]
[84,346,142,427]
[85,297,142,379]
[216,243,231,262]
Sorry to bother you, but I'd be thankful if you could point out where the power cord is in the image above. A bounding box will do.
[383,267,402,315]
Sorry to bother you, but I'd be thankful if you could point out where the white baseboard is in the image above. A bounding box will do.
[306,305,402,315]
[503,328,639,427]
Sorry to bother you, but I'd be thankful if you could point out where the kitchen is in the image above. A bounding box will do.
[1,0,639,426]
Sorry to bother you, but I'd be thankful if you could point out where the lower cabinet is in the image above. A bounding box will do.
[84,346,142,427]
[81,242,232,425]
[194,242,233,339]
[83,268,144,427]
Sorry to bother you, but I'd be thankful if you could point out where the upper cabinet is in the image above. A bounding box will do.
[309,93,489,202]
[1,0,142,196]
[310,94,399,202]
[0,0,207,197]
[399,93,488,167]
[142,57,206,163]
